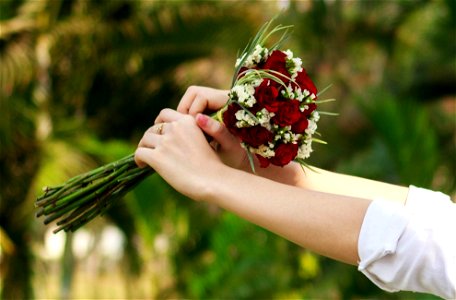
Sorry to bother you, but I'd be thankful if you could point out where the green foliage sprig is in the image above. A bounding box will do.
[232,19,292,86]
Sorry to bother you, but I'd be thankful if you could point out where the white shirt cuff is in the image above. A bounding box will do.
[357,186,456,299]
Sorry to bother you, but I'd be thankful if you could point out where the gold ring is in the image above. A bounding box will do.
[157,123,164,135]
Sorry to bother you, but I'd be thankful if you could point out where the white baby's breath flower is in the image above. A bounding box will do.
[245,83,255,93]
[292,57,303,72]
[284,49,303,79]
[255,145,275,158]
[274,126,294,142]
[246,98,256,107]
[231,85,243,97]
[284,84,294,99]
[231,84,256,107]
[284,49,294,59]
[294,87,305,102]
[305,119,318,135]
[256,108,272,125]
[292,133,302,142]
[303,89,310,98]
[311,111,320,122]
[241,45,269,68]
[235,109,257,128]
[283,132,292,142]
[289,58,303,79]
[234,109,244,121]
[280,131,301,144]
[297,140,313,159]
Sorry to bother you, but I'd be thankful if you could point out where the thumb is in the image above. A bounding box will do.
[196,113,236,148]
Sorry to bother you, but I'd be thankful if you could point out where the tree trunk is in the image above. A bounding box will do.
[0,139,40,300]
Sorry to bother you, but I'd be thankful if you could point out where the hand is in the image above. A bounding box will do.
[177,86,229,116]
[194,113,248,171]
[178,85,254,170]
[134,109,225,201]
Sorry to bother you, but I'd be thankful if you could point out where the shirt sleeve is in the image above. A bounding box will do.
[357,185,456,299]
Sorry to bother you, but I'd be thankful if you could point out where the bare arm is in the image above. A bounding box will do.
[251,162,409,205]
[206,165,371,265]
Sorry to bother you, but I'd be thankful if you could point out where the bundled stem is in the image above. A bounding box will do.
[35,154,153,233]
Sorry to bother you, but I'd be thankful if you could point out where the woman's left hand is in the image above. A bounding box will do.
[134,109,226,201]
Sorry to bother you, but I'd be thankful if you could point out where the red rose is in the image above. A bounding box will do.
[222,103,241,134]
[262,50,290,84]
[291,116,308,133]
[256,154,270,168]
[295,69,317,96]
[270,143,299,167]
[255,79,280,112]
[291,103,316,133]
[238,125,273,148]
[272,100,301,127]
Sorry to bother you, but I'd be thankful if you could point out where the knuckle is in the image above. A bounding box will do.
[187,85,199,94]
[145,126,155,134]
[155,108,171,123]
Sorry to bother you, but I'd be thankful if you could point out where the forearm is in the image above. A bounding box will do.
[249,162,408,205]
[205,165,371,265]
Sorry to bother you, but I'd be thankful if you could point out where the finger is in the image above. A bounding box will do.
[178,86,230,116]
[189,89,229,114]
[196,114,238,149]
[145,123,165,135]
[177,86,198,114]
[138,131,161,148]
[134,147,155,168]
[155,108,184,124]
[188,95,209,116]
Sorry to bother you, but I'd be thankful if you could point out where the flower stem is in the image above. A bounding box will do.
[35,153,154,233]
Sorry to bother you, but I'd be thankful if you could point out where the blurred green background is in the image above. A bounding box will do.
[1,0,454,299]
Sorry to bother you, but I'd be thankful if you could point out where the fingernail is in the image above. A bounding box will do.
[196,114,209,127]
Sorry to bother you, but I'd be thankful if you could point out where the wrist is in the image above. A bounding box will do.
[197,163,235,203]
[240,158,304,187]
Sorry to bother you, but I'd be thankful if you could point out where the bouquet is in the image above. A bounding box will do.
[223,40,321,169]
[36,19,331,233]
